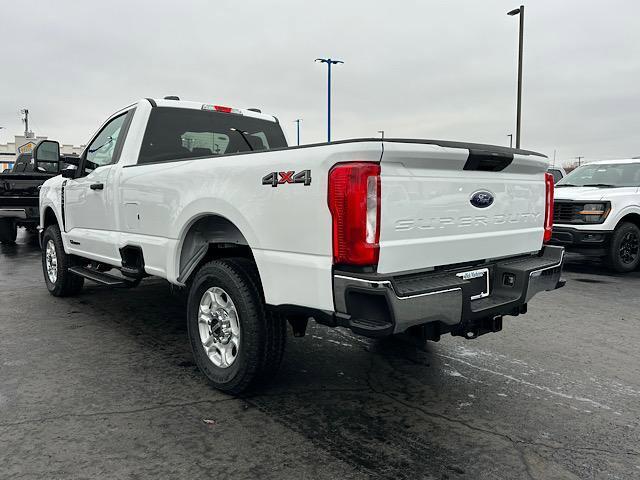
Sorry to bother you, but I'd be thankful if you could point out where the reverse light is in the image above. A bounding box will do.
[544,172,554,243]
[328,162,381,266]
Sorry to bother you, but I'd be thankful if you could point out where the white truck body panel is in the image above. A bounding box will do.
[40,98,554,314]
[377,142,547,274]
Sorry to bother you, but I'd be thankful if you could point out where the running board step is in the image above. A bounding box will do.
[68,266,137,287]
[348,318,394,338]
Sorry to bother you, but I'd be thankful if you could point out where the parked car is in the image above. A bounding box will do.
[36,97,565,393]
[550,159,640,272]
[547,165,566,183]
[0,151,66,243]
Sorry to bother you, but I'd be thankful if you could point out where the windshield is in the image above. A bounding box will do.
[557,163,640,187]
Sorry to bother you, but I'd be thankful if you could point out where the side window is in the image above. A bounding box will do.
[83,112,128,174]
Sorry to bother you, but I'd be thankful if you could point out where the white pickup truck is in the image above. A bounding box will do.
[550,159,640,272]
[36,97,564,393]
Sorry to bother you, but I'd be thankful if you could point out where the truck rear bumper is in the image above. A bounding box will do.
[333,245,565,338]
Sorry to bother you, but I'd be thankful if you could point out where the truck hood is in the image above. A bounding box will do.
[554,186,637,201]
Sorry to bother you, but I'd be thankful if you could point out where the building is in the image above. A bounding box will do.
[0,135,84,171]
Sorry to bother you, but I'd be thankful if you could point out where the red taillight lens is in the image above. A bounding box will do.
[544,172,554,243]
[328,162,381,266]
[214,105,233,113]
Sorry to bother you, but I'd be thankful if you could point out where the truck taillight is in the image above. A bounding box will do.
[544,172,554,243]
[328,162,381,266]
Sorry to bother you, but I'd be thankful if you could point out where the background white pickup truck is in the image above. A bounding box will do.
[551,159,640,272]
[36,97,564,393]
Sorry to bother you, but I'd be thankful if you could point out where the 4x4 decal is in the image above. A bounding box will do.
[262,170,312,187]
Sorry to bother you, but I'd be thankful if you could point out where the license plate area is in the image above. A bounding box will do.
[456,268,490,300]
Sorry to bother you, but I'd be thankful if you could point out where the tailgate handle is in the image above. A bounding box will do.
[464,150,513,172]
[90,183,104,190]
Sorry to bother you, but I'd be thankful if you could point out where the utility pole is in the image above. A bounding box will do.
[507,5,525,148]
[21,109,33,138]
[294,119,302,146]
[576,156,583,167]
[315,58,344,142]
[507,134,513,148]
[378,130,385,140]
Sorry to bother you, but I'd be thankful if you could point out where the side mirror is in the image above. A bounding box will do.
[33,140,61,172]
[61,165,77,178]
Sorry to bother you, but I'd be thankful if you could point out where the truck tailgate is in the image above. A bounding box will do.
[0,174,47,207]
[377,141,548,274]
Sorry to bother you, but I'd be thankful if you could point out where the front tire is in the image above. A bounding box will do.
[0,219,17,244]
[186,258,286,394]
[607,222,640,273]
[42,225,84,296]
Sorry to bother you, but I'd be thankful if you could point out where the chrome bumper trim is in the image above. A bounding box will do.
[525,249,565,302]
[333,275,463,333]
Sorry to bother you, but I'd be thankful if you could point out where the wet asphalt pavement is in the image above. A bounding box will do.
[1,229,639,480]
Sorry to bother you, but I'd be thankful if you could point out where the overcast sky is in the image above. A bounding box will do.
[1,0,638,165]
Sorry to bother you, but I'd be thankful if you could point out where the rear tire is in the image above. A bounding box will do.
[0,219,17,244]
[606,222,640,273]
[186,258,286,394]
[42,225,84,296]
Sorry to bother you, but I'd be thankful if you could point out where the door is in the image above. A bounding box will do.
[65,110,132,262]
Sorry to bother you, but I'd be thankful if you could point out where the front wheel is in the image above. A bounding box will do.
[607,222,640,273]
[42,225,84,296]
[0,219,17,244]
[186,258,286,394]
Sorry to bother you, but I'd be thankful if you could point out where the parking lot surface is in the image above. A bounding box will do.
[1,230,639,480]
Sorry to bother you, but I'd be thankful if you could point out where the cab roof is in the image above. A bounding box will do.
[145,98,278,123]
[588,158,640,165]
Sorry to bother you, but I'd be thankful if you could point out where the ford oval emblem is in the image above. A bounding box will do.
[470,191,494,208]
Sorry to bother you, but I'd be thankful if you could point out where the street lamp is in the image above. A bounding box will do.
[294,119,302,146]
[315,58,344,142]
[507,133,513,148]
[507,5,525,149]
[378,130,385,140]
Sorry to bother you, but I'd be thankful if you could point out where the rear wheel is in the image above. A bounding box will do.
[42,225,84,296]
[607,222,640,273]
[186,258,286,394]
[0,219,17,244]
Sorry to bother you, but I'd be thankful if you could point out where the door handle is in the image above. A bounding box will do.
[90,183,104,190]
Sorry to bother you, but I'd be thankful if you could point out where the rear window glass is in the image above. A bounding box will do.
[138,107,287,164]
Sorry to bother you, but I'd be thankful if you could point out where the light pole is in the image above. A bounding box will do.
[294,119,302,146]
[507,5,524,149]
[315,58,343,142]
[576,156,583,167]
[507,133,513,148]
[378,130,385,140]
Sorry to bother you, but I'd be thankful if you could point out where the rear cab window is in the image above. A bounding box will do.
[138,107,287,164]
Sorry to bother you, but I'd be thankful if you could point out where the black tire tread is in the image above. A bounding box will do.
[0,219,17,244]
[606,222,640,273]
[42,225,84,296]
[188,258,275,394]
[225,257,287,383]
